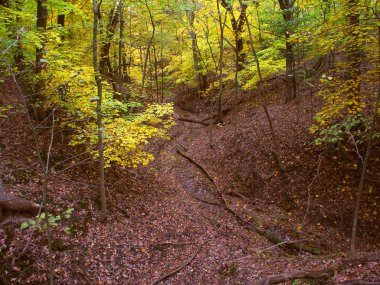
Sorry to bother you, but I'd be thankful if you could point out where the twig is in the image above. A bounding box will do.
[348,131,364,164]
[151,240,210,285]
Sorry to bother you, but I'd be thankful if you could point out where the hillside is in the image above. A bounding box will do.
[1,76,379,284]
[1,0,380,283]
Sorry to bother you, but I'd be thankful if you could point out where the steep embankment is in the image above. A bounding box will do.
[0,78,379,284]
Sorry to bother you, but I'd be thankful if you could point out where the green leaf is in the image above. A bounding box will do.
[20,222,29,229]
[64,227,72,235]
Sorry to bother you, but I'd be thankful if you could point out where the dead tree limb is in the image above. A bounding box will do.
[176,148,215,184]
[254,253,380,285]
[176,149,323,255]
[151,240,210,285]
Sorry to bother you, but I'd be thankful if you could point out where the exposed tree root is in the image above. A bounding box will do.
[176,149,324,256]
[151,240,210,285]
[254,253,380,285]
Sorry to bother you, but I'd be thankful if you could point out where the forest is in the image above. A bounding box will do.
[0,0,379,284]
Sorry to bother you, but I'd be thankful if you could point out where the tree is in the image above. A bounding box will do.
[186,1,208,93]
[34,0,48,119]
[93,0,106,218]
[220,0,248,72]
[278,0,296,102]
[99,1,120,93]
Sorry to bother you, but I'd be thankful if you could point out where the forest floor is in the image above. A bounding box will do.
[0,77,379,284]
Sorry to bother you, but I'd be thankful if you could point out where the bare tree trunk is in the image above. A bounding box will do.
[350,21,380,257]
[220,0,247,71]
[99,1,119,93]
[140,1,155,104]
[93,0,106,219]
[186,5,207,94]
[118,0,123,96]
[239,0,262,82]
[153,44,159,101]
[160,45,164,103]
[255,3,263,44]
[216,0,226,124]
[345,0,362,113]
[278,0,296,102]
[42,109,55,285]
[34,0,48,120]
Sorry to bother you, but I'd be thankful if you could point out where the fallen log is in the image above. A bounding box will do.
[254,253,380,285]
[0,179,40,217]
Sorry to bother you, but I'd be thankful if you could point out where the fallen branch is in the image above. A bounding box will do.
[226,191,256,204]
[176,149,323,255]
[176,148,215,184]
[254,253,380,285]
[151,240,210,285]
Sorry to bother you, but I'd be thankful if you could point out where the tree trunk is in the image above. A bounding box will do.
[34,0,48,120]
[99,2,119,92]
[93,0,106,219]
[221,0,247,71]
[239,0,262,82]
[216,0,226,124]
[350,16,379,256]
[278,0,296,102]
[118,0,123,97]
[140,2,155,104]
[187,7,207,93]
[345,0,362,113]
[57,14,65,27]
